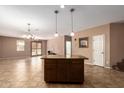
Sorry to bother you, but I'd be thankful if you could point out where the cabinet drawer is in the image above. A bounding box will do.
[57,59,66,64]
[71,59,83,64]
[45,59,56,64]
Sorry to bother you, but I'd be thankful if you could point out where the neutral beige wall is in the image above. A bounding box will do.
[47,36,64,55]
[0,37,2,57]
[0,36,31,58]
[46,23,124,68]
[110,23,124,66]
[0,36,47,59]
[47,25,110,67]
[42,40,47,55]
[72,24,110,67]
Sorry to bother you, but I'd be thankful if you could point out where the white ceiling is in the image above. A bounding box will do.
[0,5,124,39]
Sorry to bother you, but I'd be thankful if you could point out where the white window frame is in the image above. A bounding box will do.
[16,40,25,51]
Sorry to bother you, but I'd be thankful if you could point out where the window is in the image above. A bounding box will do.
[31,42,42,56]
[16,40,25,51]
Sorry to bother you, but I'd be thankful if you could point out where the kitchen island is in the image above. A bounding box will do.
[41,55,88,83]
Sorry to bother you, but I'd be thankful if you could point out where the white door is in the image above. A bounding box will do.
[66,41,72,57]
[93,35,105,67]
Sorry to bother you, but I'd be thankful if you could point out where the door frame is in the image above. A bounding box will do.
[92,34,105,67]
[31,41,42,57]
[64,36,72,56]
[65,41,72,57]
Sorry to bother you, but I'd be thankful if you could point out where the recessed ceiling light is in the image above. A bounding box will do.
[60,5,65,8]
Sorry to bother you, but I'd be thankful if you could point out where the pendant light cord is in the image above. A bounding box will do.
[54,10,59,34]
[70,8,75,33]
[56,13,57,33]
[71,11,73,32]
[28,23,31,32]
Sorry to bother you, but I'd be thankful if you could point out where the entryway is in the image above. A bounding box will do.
[31,41,42,56]
[65,41,72,57]
[92,35,105,67]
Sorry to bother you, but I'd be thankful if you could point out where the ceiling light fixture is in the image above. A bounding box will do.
[60,5,65,8]
[54,10,59,37]
[70,8,75,37]
[22,23,40,40]
[27,23,32,39]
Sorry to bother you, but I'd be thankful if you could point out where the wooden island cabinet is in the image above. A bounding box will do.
[41,55,88,83]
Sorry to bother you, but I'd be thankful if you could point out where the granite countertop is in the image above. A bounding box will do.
[41,55,88,59]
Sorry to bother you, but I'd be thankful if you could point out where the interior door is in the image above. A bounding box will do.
[65,41,72,57]
[93,35,105,67]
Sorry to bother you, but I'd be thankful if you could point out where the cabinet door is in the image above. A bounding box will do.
[45,64,57,82]
[44,59,57,82]
[57,59,67,82]
[67,59,84,83]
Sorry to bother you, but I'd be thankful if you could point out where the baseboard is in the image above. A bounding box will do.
[84,62,93,65]
[104,66,111,69]
[0,56,30,60]
[85,62,111,69]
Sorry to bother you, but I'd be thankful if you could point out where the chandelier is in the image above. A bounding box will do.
[22,23,40,40]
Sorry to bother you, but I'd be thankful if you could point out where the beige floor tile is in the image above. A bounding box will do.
[0,56,124,88]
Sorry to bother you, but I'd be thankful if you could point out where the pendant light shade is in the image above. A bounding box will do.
[70,8,75,36]
[54,32,59,37]
[70,32,74,36]
[54,10,59,37]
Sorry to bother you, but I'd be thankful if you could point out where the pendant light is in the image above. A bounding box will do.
[70,8,75,36]
[54,10,59,37]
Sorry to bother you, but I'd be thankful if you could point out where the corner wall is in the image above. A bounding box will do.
[0,37,2,58]
[110,23,124,66]
[42,40,47,55]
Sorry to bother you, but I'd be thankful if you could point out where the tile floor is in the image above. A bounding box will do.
[0,56,124,88]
